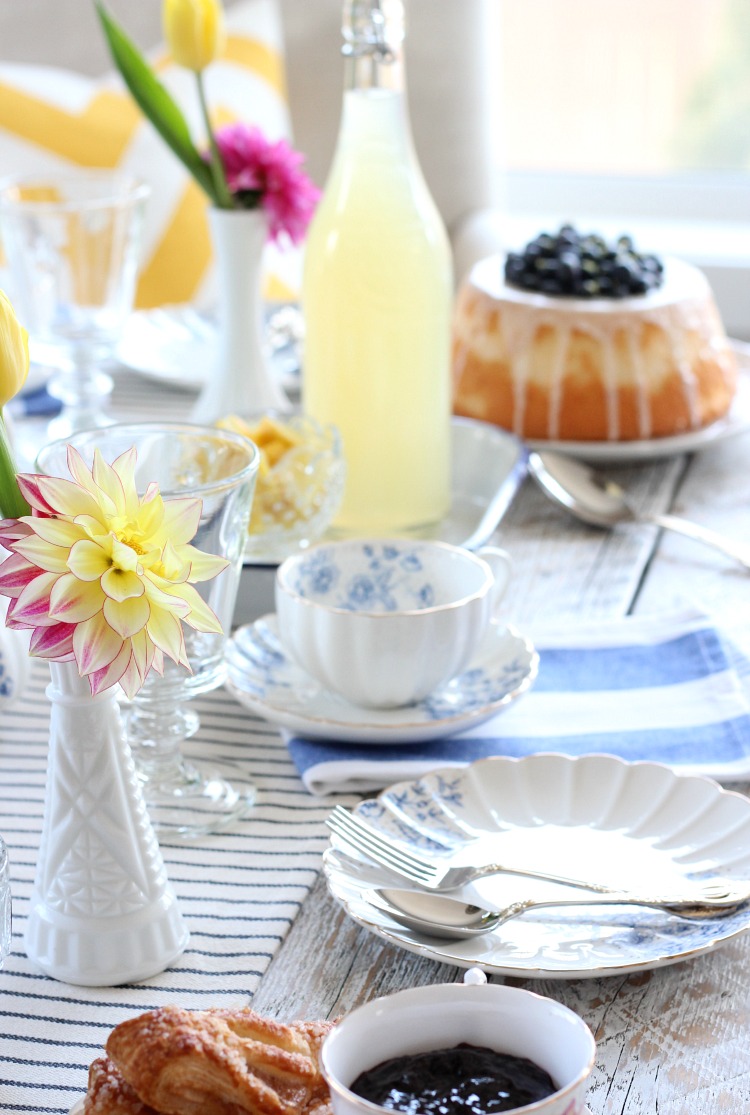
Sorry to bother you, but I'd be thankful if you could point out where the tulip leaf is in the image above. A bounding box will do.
[94,1,218,203]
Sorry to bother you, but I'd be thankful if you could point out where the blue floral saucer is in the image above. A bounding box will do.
[225,614,538,744]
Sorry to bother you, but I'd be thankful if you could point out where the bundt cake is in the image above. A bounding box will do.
[452,227,738,442]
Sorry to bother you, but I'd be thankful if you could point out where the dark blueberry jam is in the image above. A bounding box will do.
[350,1042,556,1115]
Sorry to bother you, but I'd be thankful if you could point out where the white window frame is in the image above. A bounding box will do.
[497,171,750,340]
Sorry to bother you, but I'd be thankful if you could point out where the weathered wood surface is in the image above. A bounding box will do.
[252,429,750,1115]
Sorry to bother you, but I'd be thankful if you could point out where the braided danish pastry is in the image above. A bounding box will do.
[83,1006,335,1115]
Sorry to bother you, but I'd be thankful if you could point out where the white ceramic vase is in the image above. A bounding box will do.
[24,661,189,986]
[192,207,290,423]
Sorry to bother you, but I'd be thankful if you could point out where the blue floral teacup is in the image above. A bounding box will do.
[275,539,511,707]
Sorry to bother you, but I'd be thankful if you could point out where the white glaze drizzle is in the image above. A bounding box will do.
[601,322,619,440]
[628,325,651,439]
[546,325,568,441]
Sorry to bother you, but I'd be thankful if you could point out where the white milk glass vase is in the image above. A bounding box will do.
[192,208,290,423]
[25,661,188,986]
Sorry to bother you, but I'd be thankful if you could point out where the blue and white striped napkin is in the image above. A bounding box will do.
[286,609,750,795]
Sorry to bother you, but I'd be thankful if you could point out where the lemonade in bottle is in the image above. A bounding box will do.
[302,0,453,536]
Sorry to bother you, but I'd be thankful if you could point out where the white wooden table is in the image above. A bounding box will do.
[246,429,750,1115]
[4,366,750,1115]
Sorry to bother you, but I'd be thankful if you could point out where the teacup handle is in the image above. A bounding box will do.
[477,546,512,620]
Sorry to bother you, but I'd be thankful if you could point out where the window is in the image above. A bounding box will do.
[493,0,750,336]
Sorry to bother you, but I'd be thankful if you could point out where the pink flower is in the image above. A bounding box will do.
[213,123,321,245]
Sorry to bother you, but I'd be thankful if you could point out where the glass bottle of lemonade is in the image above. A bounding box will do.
[302,0,453,536]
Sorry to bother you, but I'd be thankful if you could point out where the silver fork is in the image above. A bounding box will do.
[326,805,750,908]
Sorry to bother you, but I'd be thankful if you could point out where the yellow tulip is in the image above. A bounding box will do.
[163,0,225,72]
[0,290,29,409]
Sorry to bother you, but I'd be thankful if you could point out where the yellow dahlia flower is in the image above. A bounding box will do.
[0,446,228,698]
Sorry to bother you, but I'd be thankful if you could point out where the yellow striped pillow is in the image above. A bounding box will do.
[0,0,299,309]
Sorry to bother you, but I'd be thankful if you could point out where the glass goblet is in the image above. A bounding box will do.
[0,172,149,441]
[37,422,259,841]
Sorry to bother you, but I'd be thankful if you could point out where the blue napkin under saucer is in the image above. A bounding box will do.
[8,382,62,418]
[286,608,750,795]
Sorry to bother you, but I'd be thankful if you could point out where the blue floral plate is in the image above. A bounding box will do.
[323,753,750,979]
[225,614,537,744]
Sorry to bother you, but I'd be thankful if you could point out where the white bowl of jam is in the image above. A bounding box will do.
[321,972,595,1115]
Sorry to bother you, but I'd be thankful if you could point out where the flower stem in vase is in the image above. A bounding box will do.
[192,208,291,423]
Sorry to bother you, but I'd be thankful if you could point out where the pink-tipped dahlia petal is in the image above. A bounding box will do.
[116,651,149,700]
[16,474,58,515]
[48,572,104,624]
[27,474,101,520]
[73,610,125,674]
[0,551,39,598]
[24,515,84,549]
[87,640,135,697]
[11,571,59,625]
[12,533,73,574]
[102,593,150,639]
[0,518,34,547]
[29,622,76,660]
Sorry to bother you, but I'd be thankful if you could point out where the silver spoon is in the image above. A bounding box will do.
[367,887,745,940]
[528,450,750,570]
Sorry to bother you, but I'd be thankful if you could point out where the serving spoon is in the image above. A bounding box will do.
[367,886,747,940]
[528,450,750,570]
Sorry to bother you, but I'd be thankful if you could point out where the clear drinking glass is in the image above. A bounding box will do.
[37,422,259,841]
[0,172,149,440]
[0,836,11,968]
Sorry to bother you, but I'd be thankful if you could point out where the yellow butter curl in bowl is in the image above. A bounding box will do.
[217,412,345,563]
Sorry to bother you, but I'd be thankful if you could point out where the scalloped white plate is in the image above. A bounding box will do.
[117,303,301,392]
[324,753,750,979]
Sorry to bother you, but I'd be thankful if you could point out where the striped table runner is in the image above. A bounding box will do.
[0,368,352,1115]
[0,659,348,1115]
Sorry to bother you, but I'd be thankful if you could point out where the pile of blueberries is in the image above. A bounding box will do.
[504,224,665,299]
